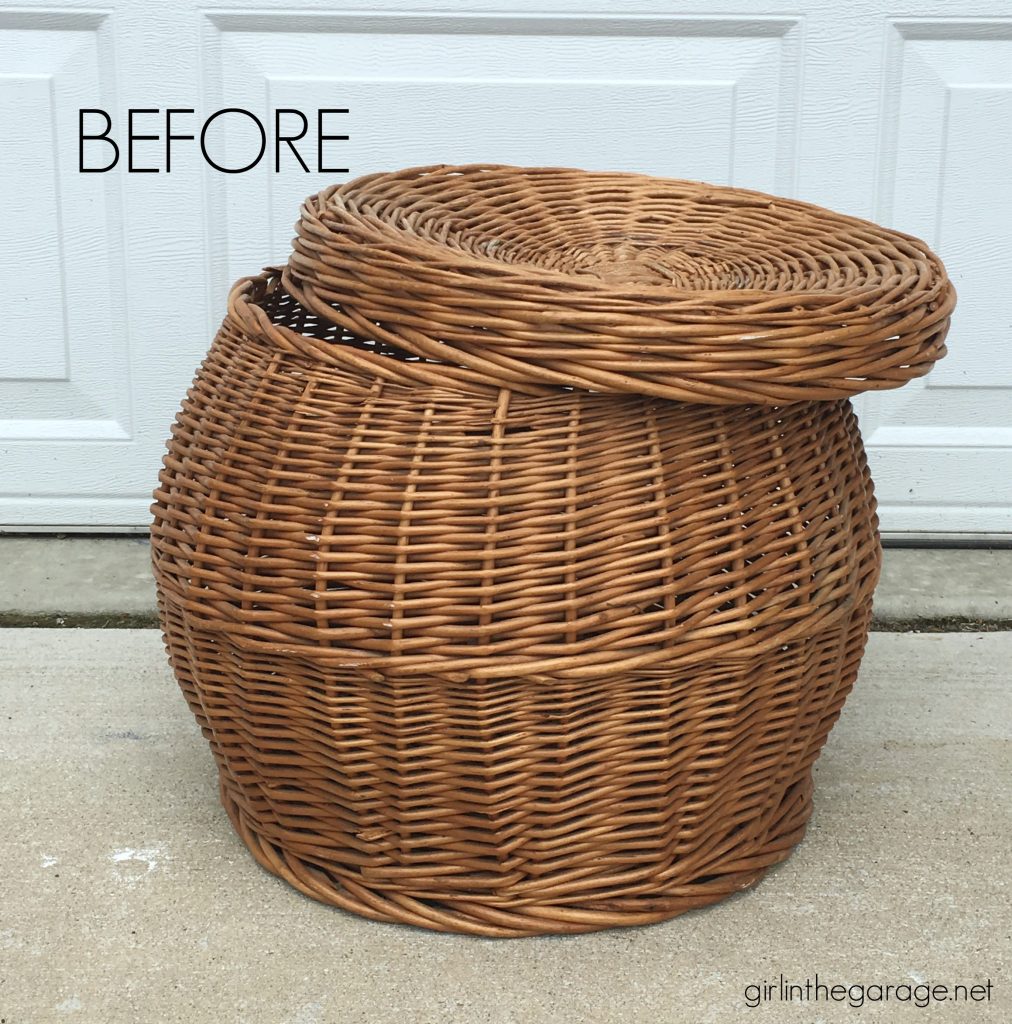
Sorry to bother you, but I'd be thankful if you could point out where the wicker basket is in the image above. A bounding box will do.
[151,165,953,937]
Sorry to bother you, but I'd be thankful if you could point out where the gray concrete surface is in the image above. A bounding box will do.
[874,547,1012,621]
[0,629,1008,1023]
[0,536,1010,623]
[0,536,154,615]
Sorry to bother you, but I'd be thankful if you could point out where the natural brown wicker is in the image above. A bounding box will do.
[287,164,954,404]
[152,165,952,937]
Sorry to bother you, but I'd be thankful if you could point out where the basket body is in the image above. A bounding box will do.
[152,273,882,936]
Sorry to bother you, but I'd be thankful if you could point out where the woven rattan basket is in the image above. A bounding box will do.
[152,165,954,937]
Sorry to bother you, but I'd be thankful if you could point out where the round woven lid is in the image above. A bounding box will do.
[284,164,955,405]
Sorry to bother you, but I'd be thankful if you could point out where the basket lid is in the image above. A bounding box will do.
[284,164,955,405]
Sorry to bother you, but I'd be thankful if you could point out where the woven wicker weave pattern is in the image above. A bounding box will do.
[153,271,880,935]
[285,164,954,405]
[155,274,880,676]
[151,165,950,936]
[160,606,872,936]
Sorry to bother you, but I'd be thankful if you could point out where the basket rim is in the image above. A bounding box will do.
[230,271,566,398]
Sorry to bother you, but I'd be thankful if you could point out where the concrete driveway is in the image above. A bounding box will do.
[1,629,1008,1023]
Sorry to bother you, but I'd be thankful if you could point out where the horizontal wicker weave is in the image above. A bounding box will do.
[152,165,952,936]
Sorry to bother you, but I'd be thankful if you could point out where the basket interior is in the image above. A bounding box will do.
[258,279,430,363]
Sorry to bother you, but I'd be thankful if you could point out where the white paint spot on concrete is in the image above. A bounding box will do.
[109,845,169,886]
[41,853,59,867]
[56,995,82,1013]
[909,970,926,984]
[111,846,162,869]
[288,1001,323,1024]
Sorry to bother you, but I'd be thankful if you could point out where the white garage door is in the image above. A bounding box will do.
[1,0,1010,539]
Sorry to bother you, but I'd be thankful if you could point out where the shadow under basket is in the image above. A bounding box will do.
[151,165,952,936]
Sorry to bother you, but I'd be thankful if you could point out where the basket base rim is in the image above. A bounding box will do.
[218,774,813,938]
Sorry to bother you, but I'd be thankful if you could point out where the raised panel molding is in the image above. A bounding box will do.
[1,72,68,381]
[880,19,1012,388]
[855,18,1012,534]
[0,10,131,442]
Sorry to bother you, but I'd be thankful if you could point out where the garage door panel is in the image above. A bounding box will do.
[0,0,1009,535]
[853,17,1012,534]
[0,10,131,448]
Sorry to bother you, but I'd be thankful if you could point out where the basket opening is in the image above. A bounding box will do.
[257,280,435,364]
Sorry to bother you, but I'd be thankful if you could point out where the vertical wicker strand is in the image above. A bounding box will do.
[389,401,435,655]
[645,403,678,627]
[387,400,435,867]
[479,389,511,635]
[562,397,582,648]
[241,375,319,618]
[715,415,749,624]
[476,388,517,886]
[314,378,387,642]
[548,395,585,873]
[645,402,679,868]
